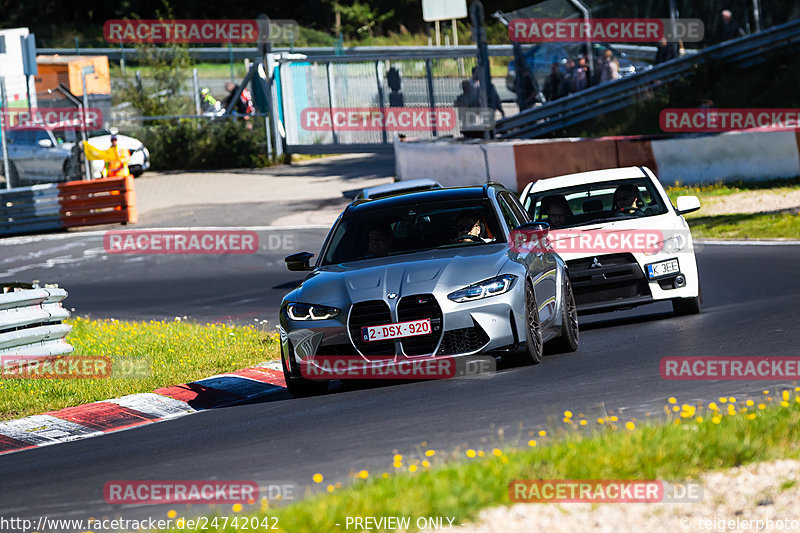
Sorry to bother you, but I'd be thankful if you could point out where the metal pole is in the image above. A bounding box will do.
[375,61,387,145]
[0,78,12,190]
[568,0,593,86]
[228,42,235,82]
[326,62,339,145]
[80,73,91,181]
[471,1,490,139]
[435,20,441,46]
[192,68,201,116]
[120,39,126,74]
[74,37,79,56]
[752,0,762,32]
[25,75,32,115]
[453,19,459,46]
[425,59,437,137]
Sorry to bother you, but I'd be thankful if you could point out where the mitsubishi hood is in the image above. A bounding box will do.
[546,213,689,262]
[288,245,512,306]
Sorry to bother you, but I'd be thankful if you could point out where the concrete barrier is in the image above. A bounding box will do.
[395,130,800,191]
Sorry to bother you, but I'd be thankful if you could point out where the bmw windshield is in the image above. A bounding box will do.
[321,200,504,265]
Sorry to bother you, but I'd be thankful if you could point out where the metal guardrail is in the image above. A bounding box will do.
[40,44,662,62]
[41,45,519,61]
[496,18,800,139]
[0,176,138,237]
[0,285,73,361]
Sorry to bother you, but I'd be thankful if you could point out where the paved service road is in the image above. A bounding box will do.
[1,243,799,527]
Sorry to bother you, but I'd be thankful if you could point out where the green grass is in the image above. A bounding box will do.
[159,390,800,532]
[111,62,249,80]
[0,318,280,421]
[688,211,800,239]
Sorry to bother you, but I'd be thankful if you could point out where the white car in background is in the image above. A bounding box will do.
[52,128,150,179]
[519,166,702,316]
[84,130,150,178]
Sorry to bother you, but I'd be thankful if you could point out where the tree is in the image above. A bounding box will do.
[333,1,395,38]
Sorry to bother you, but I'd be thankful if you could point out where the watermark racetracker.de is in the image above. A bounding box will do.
[104,19,298,44]
[661,357,800,380]
[509,18,704,43]
[0,356,111,379]
[1,108,102,130]
[298,355,496,380]
[509,479,703,503]
[660,108,800,132]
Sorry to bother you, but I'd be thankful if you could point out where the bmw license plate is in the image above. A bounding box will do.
[646,258,680,279]
[362,319,431,342]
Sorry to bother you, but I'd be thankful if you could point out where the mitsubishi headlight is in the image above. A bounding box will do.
[643,235,686,256]
[447,274,517,303]
[286,303,340,321]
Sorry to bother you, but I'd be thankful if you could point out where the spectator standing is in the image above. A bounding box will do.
[559,59,575,96]
[569,56,588,93]
[655,37,677,64]
[714,9,746,43]
[223,82,255,116]
[543,63,565,102]
[471,67,505,118]
[598,50,619,83]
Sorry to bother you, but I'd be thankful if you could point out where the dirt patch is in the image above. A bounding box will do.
[695,189,800,217]
[444,459,800,533]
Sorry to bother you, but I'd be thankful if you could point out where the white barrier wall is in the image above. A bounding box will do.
[396,131,800,191]
[652,131,800,184]
[394,139,518,190]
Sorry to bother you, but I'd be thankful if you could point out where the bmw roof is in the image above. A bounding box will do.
[344,184,506,216]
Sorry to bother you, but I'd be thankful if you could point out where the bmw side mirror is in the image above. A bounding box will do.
[514,221,550,235]
[676,196,701,215]
[285,252,314,271]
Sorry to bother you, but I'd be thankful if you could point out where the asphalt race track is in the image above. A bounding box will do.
[1,237,799,526]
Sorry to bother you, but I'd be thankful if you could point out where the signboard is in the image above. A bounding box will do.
[422,0,468,22]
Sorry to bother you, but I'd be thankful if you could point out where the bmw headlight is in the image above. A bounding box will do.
[447,275,517,303]
[287,303,340,321]
[643,235,686,256]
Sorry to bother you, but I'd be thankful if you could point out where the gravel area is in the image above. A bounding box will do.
[443,459,800,533]
[695,189,800,217]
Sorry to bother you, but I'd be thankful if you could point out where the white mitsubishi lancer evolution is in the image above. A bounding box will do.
[519,166,702,316]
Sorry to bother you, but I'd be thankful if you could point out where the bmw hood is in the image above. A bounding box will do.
[290,246,512,306]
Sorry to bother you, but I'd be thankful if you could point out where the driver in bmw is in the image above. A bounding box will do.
[454,214,491,242]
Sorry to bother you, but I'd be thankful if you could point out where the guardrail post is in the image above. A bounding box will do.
[425,59,437,137]
[124,174,138,224]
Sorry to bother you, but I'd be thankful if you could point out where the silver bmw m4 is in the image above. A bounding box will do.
[279,184,579,397]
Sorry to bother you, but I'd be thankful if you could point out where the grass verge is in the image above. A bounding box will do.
[687,212,800,240]
[0,318,280,421]
[165,390,800,532]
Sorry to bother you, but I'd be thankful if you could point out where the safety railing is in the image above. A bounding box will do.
[0,176,137,237]
[0,284,73,366]
[496,18,800,139]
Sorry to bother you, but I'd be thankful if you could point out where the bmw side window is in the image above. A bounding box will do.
[504,193,530,224]
[497,195,520,232]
